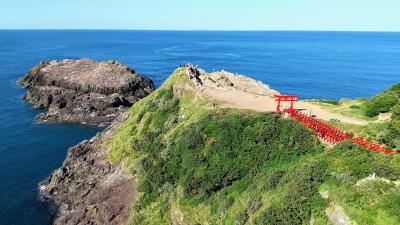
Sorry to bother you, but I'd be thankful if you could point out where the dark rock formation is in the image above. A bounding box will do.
[40,115,136,225]
[20,58,155,125]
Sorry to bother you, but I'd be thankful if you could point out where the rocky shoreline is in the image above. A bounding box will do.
[20,58,155,126]
[40,114,136,225]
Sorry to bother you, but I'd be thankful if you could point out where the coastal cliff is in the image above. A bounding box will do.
[20,58,155,125]
[41,114,135,225]
[40,65,400,225]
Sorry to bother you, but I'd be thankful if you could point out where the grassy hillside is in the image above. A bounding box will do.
[362,84,400,148]
[304,98,374,122]
[363,83,400,117]
[105,68,400,225]
[305,83,400,121]
[306,83,400,149]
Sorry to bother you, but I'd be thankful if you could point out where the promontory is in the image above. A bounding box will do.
[33,64,400,225]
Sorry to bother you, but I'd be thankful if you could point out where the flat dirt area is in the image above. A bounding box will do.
[186,65,368,126]
[203,88,368,125]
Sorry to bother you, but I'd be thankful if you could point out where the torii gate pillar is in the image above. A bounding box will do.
[274,95,298,117]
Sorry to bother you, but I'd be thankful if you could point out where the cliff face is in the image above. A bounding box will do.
[20,58,154,224]
[41,115,136,225]
[20,58,155,125]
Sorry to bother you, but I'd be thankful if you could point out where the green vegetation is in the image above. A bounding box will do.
[350,104,360,109]
[308,83,400,149]
[363,94,398,117]
[307,99,340,105]
[305,98,375,122]
[328,120,389,143]
[359,83,400,148]
[307,83,400,122]
[383,102,400,148]
[324,142,400,225]
[105,68,400,224]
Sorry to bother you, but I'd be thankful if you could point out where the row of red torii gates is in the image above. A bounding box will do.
[274,95,398,155]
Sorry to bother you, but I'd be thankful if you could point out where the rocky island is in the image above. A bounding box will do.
[20,58,155,125]
[34,64,400,225]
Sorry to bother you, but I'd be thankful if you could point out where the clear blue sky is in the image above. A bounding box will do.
[1,0,400,31]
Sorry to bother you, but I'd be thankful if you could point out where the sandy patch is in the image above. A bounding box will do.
[203,87,367,125]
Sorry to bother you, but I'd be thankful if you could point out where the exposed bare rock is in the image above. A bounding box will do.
[319,190,330,199]
[356,173,400,187]
[40,114,136,225]
[325,202,353,225]
[378,112,392,122]
[20,58,155,125]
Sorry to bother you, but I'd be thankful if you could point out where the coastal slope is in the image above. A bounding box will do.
[42,65,400,225]
[41,114,136,225]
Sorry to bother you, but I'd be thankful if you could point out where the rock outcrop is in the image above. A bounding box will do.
[20,58,155,125]
[185,64,279,96]
[40,114,135,225]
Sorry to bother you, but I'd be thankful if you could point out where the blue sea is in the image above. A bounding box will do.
[0,30,399,225]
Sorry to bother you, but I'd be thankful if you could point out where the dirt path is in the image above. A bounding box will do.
[185,65,368,126]
[203,88,368,125]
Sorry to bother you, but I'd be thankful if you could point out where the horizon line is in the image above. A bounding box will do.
[1,28,400,33]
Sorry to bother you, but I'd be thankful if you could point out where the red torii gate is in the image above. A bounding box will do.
[274,94,397,155]
[274,95,298,117]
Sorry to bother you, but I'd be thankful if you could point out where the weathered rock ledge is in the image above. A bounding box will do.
[40,114,135,225]
[185,64,279,96]
[20,58,155,125]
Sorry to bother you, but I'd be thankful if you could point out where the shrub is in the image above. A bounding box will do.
[265,169,285,190]
[362,83,400,117]
[319,99,340,105]
[364,94,398,117]
[386,83,400,96]
[328,141,400,180]
[350,105,360,109]
[383,103,400,148]
[254,159,327,225]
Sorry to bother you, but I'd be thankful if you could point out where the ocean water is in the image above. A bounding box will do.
[0,30,399,225]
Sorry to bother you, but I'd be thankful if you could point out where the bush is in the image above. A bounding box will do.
[350,105,360,109]
[320,99,340,105]
[386,83,400,96]
[265,169,285,190]
[326,141,400,224]
[328,141,400,180]
[254,159,327,225]
[364,94,398,117]
[311,99,340,105]
[362,83,400,117]
[383,103,400,148]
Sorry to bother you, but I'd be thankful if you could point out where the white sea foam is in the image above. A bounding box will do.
[58,203,69,216]
[37,184,47,202]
